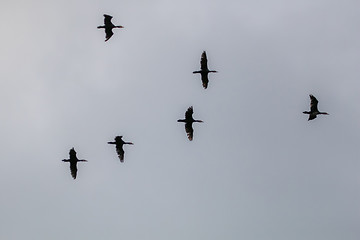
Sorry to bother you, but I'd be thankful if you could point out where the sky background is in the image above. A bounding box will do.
[0,0,360,239]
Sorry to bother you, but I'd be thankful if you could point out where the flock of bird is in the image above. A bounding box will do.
[61,14,329,179]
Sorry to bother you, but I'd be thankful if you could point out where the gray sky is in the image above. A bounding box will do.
[0,0,359,239]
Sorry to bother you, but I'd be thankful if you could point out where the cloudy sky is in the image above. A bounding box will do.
[0,0,359,239]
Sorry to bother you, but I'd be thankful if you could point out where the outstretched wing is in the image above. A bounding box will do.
[308,114,317,121]
[185,122,194,141]
[116,145,125,162]
[105,28,114,41]
[185,106,194,120]
[200,51,208,71]
[309,94,319,112]
[104,14,113,25]
[201,73,209,89]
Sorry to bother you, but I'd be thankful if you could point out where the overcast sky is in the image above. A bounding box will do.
[0,0,360,239]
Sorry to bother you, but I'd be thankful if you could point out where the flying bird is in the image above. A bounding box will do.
[62,148,87,179]
[303,94,329,120]
[108,136,133,162]
[193,51,217,89]
[97,14,124,41]
[177,106,203,141]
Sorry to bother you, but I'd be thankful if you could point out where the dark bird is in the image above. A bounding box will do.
[303,94,329,121]
[193,51,217,89]
[177,106,203,141]
[97,14,124,42]
[108,136,133,162]
[62,148,87,179]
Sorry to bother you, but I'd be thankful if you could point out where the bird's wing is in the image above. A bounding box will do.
[105,28,114,41]
[185,106,194,119]
[104,14,113,25]
[308,114,317,121]
[70,162,77,179]
[185,122,194,141]
[116,145,125,162]
[309,94,319,112]
[200,51,208,70]
[201,74,209,89]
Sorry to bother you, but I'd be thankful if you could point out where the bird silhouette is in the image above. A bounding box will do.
[177,106,203,141]
[303,94,329,120]
[62,148,87,179]
[97,14,124,42]
[193,51,217,89]
[108,136,133,162]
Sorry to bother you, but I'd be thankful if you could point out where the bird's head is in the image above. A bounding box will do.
[69,148,76,157]
[115,136,123,141]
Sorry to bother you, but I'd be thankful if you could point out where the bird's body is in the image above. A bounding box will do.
[62,148,87,179]
[108,136,133,162]
[193,51,217,89]
[303,94,329,120]
[97,14,124,41]
[177,106,203,141]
